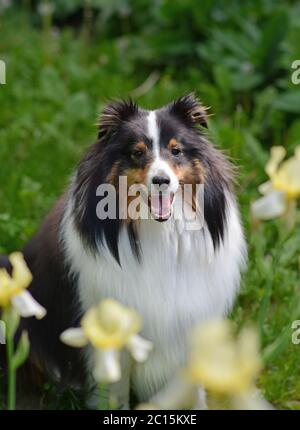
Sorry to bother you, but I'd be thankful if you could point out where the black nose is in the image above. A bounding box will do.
[152,175,170,186]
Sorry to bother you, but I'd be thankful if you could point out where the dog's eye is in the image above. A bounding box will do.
[171,147,181,156]
[132,150,144,158]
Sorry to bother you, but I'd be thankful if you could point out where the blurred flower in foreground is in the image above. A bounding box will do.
[251,146,300,221]
[185,320,261,395]
[139,320,272,410]
[0,251,45,410]
[0,252,46,319]
[60,298,153,383]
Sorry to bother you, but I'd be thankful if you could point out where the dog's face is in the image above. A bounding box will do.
[98,94,208,221]
[74,94,233,262]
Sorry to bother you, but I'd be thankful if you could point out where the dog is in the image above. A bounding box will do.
[1,94,246,409]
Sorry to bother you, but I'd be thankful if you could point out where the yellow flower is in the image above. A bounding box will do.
[251,146,300,220]
[0,252,46,319]
[266,146,300,199]
[60,298,153,383]
[81,299,142,350]
[0,252,32,307]
[136,320,272,410]
[185,320,261,395]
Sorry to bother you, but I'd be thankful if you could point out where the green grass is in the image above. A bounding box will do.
[0,5,300,409]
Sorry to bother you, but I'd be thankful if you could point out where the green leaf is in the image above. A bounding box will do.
[254,11,288,76]
[244,132,267,169]
[272,90,300,113]
[262,324,294,363]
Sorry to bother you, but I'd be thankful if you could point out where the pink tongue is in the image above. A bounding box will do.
[151,193,171,219]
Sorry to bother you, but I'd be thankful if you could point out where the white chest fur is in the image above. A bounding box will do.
[61,197,246,401]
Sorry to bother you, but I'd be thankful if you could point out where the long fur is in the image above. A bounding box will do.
[1,94,246,408]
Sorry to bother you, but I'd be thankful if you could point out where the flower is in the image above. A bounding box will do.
[60,298,153,383]
[37,1,55,17]
[251,146,300,220]
[143,374,199,410]
[0,0,12,10]
[135,320,273,410]
[185,320,261,395]
[0,252,46,319]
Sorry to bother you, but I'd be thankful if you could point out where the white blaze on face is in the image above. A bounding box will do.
[147,111,160,158]
[146,111,179,219]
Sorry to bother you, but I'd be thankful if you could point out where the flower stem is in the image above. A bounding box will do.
[6,332,16,410]
[98,383,108,410]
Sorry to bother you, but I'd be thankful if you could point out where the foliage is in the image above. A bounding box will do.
[0,0,300,409]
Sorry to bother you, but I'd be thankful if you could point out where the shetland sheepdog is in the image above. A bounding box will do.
[1,94,246,408]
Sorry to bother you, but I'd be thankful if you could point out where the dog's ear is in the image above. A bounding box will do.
[169,93,208,128]
[97,99,138,139]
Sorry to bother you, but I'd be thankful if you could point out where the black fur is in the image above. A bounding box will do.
[75,103,148,263]
[21,198,86,385]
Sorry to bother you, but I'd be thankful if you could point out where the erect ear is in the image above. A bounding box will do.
[169,93,208,128]
[97,99,138,139]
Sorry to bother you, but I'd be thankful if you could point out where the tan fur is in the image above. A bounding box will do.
[106,161,121,186]
[167,138,179,150]
[133,141,147,154]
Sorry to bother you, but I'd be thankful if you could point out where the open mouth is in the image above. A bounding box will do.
[149,192,174,221]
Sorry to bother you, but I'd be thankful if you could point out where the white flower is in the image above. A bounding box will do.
[37,2,54,16]
[0,0,12,10]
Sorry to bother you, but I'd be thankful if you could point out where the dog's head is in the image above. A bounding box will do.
[96,94,211,221]
[74,94,233,262]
